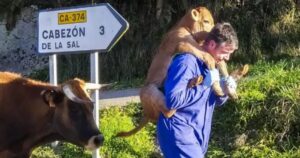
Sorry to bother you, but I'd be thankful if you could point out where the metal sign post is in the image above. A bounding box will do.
[49,54,58,85]
[38,3,129,158]
[90,52,100,157]
[49,54,59,147]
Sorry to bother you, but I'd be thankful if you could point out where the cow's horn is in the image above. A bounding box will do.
[62,85,91,104]
[85,83,101,90]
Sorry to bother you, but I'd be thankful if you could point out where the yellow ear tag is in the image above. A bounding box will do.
[188,75,203,88]
[196,75,204,84]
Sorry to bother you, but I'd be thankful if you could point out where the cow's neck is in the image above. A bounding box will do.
[20,87,64,156]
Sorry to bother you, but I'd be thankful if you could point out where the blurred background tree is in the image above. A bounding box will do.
[0,0,299,82]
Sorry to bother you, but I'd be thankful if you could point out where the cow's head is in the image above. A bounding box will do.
[42,78,104,150]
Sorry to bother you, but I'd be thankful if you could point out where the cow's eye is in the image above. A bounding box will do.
[69,103,82,115]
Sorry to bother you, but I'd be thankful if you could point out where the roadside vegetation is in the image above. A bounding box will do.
[31,60,300,157]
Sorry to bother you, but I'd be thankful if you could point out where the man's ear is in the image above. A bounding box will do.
[41,89,64,108]
[208,40,217,50]
[191,9,200,21]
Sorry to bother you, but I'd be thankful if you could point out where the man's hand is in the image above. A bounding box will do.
[220,76,237,98]
[203,69,220,87]
[203,53,216,69]
[225,76,237,90]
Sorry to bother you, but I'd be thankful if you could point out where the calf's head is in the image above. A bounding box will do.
[42,78,104,150]
[226,64,249,99]
[179,6,215,42]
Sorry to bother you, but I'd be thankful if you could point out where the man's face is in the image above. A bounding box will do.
[207,41,236,62]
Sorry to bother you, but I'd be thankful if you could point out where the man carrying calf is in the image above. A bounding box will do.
[157,22,239,158]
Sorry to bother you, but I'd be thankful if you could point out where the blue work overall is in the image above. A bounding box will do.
[157,53,228,158]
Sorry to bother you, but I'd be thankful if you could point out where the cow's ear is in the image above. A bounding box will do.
[41,89,64,108]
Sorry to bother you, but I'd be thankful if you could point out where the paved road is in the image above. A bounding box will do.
[99,88,140,109]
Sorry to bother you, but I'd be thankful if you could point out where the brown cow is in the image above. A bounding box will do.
[0,72,104,158]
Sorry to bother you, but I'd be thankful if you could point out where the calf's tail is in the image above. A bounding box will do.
[115,118,149,137]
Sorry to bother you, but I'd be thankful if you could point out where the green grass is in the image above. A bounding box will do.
[99,103,158,158]
[31,60,300,158]
[208,60,300,157]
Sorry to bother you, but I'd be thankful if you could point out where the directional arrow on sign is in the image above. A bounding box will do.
[38,3,129,54]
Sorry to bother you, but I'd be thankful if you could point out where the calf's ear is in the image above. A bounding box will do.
[41,89,64,108]
[241,64,249,76]
[230,64,250,81]
[191,9,200,22]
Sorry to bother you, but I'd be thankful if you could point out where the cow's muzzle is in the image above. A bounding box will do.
[85,134,104,150]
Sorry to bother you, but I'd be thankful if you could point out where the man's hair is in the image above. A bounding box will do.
[205,22,238,49]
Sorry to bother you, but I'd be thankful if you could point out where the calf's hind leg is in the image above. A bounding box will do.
[140,84,176,122]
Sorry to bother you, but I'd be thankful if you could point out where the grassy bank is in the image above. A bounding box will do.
[32,60,300,157]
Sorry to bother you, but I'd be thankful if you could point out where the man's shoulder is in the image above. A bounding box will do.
[173,53,197,63]
[172,53,204,66]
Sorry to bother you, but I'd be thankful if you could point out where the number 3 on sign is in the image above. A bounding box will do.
[99,26,105,35]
